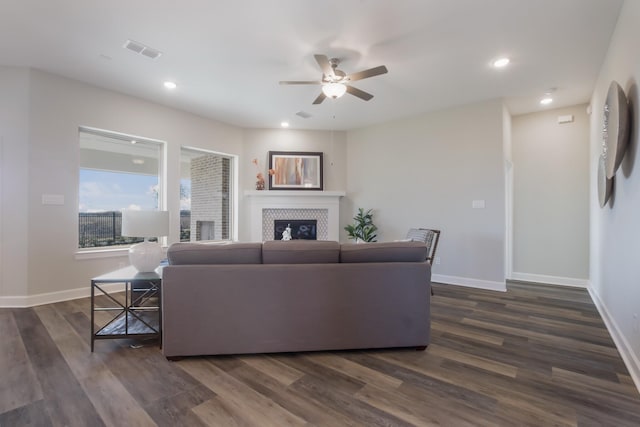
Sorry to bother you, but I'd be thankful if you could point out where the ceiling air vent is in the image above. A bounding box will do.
[296,111,312,119]
[123,39,162,60]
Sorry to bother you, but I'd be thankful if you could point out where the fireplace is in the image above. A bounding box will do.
[245,190,345,242]
[274,220,317,240]
[196,220,215,241]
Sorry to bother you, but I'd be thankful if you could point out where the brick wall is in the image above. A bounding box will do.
[190,155,230,241]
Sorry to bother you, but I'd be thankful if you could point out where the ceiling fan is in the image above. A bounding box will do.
[279,54,388,105]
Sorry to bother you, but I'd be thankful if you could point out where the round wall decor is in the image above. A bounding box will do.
[598,153,614,207]
[602,80,630,179]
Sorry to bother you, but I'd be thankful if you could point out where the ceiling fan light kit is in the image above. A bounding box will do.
[322,82,347,99]
[280,54,388,105]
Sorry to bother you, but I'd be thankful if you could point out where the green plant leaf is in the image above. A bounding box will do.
[345,208,377,242]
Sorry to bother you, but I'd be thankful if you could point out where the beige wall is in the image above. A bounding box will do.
[1,68,244,302]
[589,0,640,386]
[503,105,514,277]
[240,128,347,241]
[242,128,347,192]
[346,99,507,289]
[511,104,590,284]
[0,67,30,298]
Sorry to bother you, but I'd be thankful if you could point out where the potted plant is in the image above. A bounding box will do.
[344,208,377,243]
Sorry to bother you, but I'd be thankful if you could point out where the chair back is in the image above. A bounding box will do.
[406,228,441,264]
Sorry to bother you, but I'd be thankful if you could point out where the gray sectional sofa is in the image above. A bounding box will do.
[162,240,431,358]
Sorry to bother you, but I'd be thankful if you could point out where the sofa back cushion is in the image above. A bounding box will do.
[167,242,263,265]
[262,240,340,264]
[340,241,428,263]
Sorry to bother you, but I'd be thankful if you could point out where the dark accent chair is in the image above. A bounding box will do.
[406,228,440,264]
[406,228,441,295]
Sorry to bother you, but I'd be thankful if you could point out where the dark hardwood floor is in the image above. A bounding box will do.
[1,282,639,426]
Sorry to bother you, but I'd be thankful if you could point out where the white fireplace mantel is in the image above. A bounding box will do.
[245,190,345,241]
[244,190,346,198]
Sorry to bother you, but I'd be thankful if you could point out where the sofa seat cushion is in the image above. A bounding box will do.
[340,241,428,263]
[262,240,340,264]
[167,242,263,265]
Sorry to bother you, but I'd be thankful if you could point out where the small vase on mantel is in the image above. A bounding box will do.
[256,174,265,190]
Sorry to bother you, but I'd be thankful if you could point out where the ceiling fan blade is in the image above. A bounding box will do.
[346,85,374,101]
[346,65,388,82]
[314,54,335,79]
[279,80,322,85]
[312,92,326,105]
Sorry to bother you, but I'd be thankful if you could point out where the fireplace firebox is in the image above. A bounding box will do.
[274,220,317,240]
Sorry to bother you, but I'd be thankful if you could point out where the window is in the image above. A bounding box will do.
[78,128,164,249]
[180,147,232,242]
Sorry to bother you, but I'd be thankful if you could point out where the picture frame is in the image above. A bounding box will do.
[268,151,323,190]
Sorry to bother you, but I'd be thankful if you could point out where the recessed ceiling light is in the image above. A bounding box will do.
[130,140,137,144]
[540,97,553,105]
[164,81,177,90]
[492,57,510,68]
[281,121,290,128]
[132,159,145,165]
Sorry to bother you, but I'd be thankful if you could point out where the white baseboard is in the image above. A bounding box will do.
[587,285,640,394]
[431,274,506,292]
[510,272,589,288]
[0,282,125,308]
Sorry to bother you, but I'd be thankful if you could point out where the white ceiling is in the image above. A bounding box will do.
[0,0,623,130]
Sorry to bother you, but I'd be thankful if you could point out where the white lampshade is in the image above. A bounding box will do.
[322,82,347,99]
[122,210,169,238]
[121,210,169,272]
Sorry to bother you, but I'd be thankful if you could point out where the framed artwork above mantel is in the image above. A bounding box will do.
[268,151,323,190]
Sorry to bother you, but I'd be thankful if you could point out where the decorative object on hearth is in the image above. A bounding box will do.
[281,224,292,241]
[602,80,631,179]
[121,210,169,272]
[269,151,323,190]
[279,54,388,105]
[344,208,377,243]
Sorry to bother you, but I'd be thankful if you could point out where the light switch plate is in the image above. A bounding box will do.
[42,194,64,205]
[472,200,485,209]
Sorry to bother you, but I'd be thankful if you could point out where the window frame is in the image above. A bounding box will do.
[179,145,235,243]
[76,126,167,256]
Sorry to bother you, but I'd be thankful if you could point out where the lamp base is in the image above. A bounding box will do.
[129,240,163,272]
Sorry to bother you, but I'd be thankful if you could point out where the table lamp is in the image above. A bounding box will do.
[121,210,170,272]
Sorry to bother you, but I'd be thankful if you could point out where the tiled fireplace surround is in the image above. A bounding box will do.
[245,190,345,242]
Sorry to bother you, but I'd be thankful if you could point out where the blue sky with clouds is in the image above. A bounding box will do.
[79,169,158,212]
[79,169,193,212]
